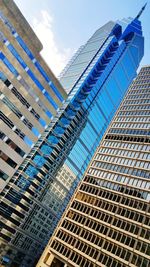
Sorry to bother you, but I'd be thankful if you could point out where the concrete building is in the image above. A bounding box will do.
[37,66,150,267]
[0,0,66,190]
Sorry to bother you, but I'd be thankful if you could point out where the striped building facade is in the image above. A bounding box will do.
[0,0,66,190]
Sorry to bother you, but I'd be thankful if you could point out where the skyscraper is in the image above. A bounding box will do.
[0,0,66,190]
[0,5,145,267]
[37,65,150,267]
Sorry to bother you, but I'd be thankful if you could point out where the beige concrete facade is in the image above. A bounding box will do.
[37,66,150,267]
[0,0,67,189]
[0,0,66,99]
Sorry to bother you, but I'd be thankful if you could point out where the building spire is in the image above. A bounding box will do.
[135,3,147,19]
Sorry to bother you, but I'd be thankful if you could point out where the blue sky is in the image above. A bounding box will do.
[14,0,149,76]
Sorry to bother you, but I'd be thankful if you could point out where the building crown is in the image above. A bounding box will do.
[135,3,147,19]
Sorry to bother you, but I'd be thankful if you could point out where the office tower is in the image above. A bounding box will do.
[38,65,150,267]
[0,0,66,190]
[54,9,146,224]
[0,6,145,267]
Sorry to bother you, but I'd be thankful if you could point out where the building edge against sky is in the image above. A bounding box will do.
[37,65,150,267]
[0,0,67,190]
[0,3,145,267]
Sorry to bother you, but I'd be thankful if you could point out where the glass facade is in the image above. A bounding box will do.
[0,11,144,267]
[38,66,150,267]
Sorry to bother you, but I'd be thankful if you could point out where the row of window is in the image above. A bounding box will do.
[102,140,149,151]
[87,167,150,190]
[135,74,150,80]
[105,135,150,147]
[131,83,150,88]
[123,99,150,105]
[120,104,149,111]
[94,153,150,169]
[137,70,150,75]
[128,86,150,92]
[115,115,149,122]
[98,146,149,159]
[91,160,149,179]
[118,110,150,116]
[111,122,149,128]
[135,80,150,84]
[126,93,150,99]
[136,75,150,80]
[130,84,150,89]
[108,128,149,136]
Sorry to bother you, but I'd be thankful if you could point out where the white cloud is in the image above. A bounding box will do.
[32,10,73,76]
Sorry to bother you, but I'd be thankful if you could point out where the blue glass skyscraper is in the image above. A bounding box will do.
[0,7,144,267]
[58,17,144,184]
